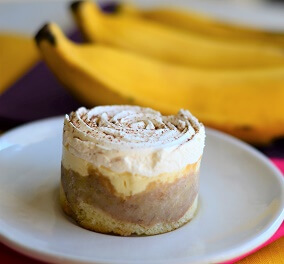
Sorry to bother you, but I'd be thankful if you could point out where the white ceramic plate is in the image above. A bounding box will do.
[0,117,283,264]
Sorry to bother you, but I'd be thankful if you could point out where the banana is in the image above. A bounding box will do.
[0,33,39,94]
[70,1,284,69]
[35,23,284,144]
[119,4,284,46]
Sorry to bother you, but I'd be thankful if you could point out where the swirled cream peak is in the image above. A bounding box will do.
[63,105,205,177]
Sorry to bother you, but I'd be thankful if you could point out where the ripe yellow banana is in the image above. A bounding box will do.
[70,0,284,69]
[35,23,284,144]
[119,4,284,46]
[0,33,39,94]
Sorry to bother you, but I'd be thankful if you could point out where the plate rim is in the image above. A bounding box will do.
[0,116,283,264]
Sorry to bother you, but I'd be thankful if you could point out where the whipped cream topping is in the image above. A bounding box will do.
[63,105,205,177]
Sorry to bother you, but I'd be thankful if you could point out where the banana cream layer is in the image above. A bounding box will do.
[62,146,201,195]
[63,105,205,178]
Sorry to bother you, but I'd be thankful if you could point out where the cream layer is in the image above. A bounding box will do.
[63,105,205,177]
[62,146,201,196]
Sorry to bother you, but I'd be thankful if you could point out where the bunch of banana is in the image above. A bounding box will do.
[35,23,284,144]
[70,1,284,69]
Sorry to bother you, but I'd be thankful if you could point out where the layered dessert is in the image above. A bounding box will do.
[60,105,205,236]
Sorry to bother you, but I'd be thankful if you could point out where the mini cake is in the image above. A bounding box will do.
[60,105,205,236]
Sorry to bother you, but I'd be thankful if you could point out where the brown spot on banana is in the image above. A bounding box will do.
[35,23,56,46]
[70,1,84,13]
